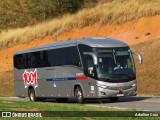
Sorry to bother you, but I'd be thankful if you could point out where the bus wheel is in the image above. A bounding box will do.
[109,97,118,102]
[75,87,85,104]
[28,88,37,102]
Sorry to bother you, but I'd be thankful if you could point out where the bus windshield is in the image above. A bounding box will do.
[93,47,136,83]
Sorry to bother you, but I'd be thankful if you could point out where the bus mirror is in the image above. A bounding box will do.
[132,51,142,64]
[83,52,98,65]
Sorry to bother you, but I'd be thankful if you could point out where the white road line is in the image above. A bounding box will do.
[86,104,130,110]
[85,105,151,111]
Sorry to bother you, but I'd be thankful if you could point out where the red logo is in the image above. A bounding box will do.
[117,83,124,87]
[22,69,38,88]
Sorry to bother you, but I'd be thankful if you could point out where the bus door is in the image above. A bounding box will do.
[85,56,97,97]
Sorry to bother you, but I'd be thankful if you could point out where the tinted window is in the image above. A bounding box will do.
[46,46,81,67]
[14,54,26,69]
[14,46,81,69]
[29,52,43,68]
[78,44,92,68]
[78,44,93,75]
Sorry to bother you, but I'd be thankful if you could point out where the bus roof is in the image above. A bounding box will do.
[14,38,128,54]
[77,38,128,47]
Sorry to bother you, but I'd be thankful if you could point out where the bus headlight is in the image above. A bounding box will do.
[131,84,136,87]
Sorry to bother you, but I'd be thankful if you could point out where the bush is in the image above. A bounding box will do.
[26,0,84,19]
[56,0,83,14]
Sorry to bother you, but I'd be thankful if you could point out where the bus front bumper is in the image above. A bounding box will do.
[98,87,137,98]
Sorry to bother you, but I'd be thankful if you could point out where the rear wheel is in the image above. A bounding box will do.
[28,88,37,102]
[109,97,118,102]
[75,87,85,104]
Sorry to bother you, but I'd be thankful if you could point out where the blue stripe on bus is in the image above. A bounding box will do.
[46,77,76,81]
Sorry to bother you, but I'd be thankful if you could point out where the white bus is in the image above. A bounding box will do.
[13,38,142,103]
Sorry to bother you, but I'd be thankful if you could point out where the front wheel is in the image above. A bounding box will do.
[28,89,37,102]
[109,97,118,102]
[75,87,85,104]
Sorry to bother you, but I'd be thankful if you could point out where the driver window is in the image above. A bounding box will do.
[86,57,95,78]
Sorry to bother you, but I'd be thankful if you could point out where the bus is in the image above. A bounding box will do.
[13,38,142,103]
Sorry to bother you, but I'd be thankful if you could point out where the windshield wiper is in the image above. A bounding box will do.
[99,77,111,81]
[112,49,117,64]
[116,74,132,80]
[106,76,112,80]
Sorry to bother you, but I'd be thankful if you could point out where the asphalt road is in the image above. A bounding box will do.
[0,96,160,111]
[86,96,160,111]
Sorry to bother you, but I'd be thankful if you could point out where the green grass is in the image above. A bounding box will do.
[0,99,114,111]
[0,99,159,120]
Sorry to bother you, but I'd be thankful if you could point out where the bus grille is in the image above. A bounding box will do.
[107,86,131,90]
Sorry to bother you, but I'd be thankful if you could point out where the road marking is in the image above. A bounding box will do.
[86,105,130,110]
[134,99,160,102]
[86,105,152,111]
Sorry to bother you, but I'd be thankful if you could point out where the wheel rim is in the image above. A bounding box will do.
[30,92,34,101]
[77,89,82,100]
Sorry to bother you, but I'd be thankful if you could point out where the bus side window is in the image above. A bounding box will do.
[14,54,26,69]
[72,58,81,67]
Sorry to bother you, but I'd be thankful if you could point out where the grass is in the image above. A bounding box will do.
[0,0,160,49]
[0,99,159,119]
[0,99,116,111]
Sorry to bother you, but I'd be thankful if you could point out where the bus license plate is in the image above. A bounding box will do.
[117,94,124,97]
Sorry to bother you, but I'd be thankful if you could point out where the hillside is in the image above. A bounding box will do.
[0,0,160,49]
[0,0,160,96]
[131,38,160,95]
[0,0,92,30]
